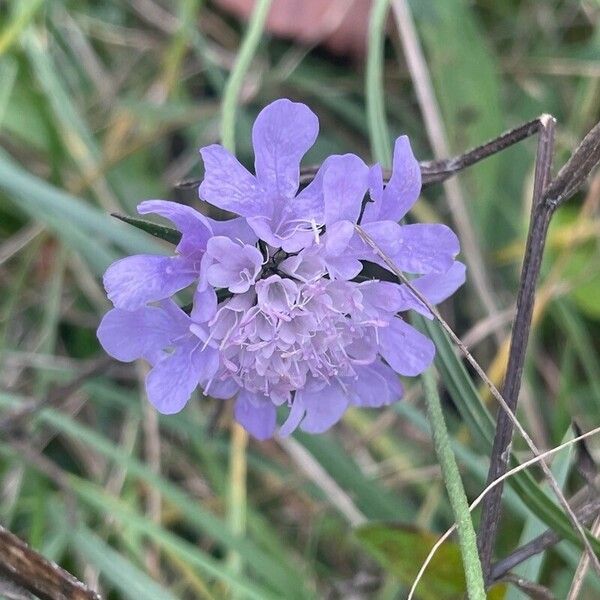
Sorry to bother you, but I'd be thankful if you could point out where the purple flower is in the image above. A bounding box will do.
[97,99,465,439]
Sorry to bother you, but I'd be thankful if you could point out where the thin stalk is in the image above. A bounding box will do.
[366,0,392,165]
[477,114,556,578]
[226,423,248,589]
[421,369,486,600]
[220,1,271,588]
[220,0,272,154]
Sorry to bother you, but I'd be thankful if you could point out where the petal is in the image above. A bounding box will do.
[354,221,401,260]
[323,154,370,225]
[413,261,466,305]
[393,224,459,274]
[199,144,269,217]
[378,318,435,377]
[349,363,402,408]
[361,280,421,315]
[325,256,363,280]
[206,378,240,400]
[246,215,315,253]
[137,200,212,257]
[234,391,277,440]
[205,237,263,293]
[358,222,460,275]
[191,286,218,323]
[370,360,404,399]
[289,160,327,221]
[256,275,298,315]
[324,220,354,256]
[252,98,319,198]
[297,383,349,434]
[206,263,239,290]
[206,236,262,269]
[97,304,186,364]
[380,136,422,222]
[104,255,198,310]
[146,338,219,414]
[206,216,257,245]
[361,279,432,319]
[388,262,466,319]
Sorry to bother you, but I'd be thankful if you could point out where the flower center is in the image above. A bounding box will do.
[206,278,384,402]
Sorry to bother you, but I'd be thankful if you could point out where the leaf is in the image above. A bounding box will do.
[70,526,181,600]
[70,479,277,600]
[35,408,306,599]
[112,213,182,245]
[0,148,163,274]
[414,0,509,245]
[355,523,504,600]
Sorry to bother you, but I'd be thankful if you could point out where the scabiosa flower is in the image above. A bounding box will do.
[97,99,465,439]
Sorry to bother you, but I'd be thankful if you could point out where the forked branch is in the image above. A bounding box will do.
[479,117,600,579]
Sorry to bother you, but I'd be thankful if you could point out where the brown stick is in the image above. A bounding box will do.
[477,114,556,578]
[479,117,600,580]
[175,117,543,192]
[0,525,101,600]
[491,493,600,581]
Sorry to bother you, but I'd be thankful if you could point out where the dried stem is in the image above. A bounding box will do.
[479,117,600,579]
[491,492,600,581]
[176,117,543,193]
[0,525,101,600]
[477,114,557,578]
[567,515,600,599]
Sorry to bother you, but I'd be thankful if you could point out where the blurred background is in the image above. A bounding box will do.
[0,0,599,598]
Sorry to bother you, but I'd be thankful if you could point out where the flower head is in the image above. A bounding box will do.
[98,99,465,439]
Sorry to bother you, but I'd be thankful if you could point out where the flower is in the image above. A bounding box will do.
[97,99,465,439]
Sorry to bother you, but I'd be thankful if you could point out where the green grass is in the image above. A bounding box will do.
[1,0,599,598]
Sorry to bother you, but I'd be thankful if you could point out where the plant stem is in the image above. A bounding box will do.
[220,1,271,590]
[220,0,272,154]
[477,115,556,578]
[366,0,392,165]
[421,369,486,600]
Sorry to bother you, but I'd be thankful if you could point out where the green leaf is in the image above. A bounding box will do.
[553,233,600,321]
[356,523,504,600]
[414,0,507,242]
[70,479,277,600]
[366,0,392,165]
[70,526,181,600]
[0,148,163,274]
[35,408,307,599]
[357,523,465,599]
[112,213,182,245]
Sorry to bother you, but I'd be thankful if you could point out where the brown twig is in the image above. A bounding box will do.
[499,574,556,600]
[0,525,101,600]
[174,117,543,193]
[477,114,557,577]
[491,492,600,581]
[568,514,600,599]
[479,117,600,579]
